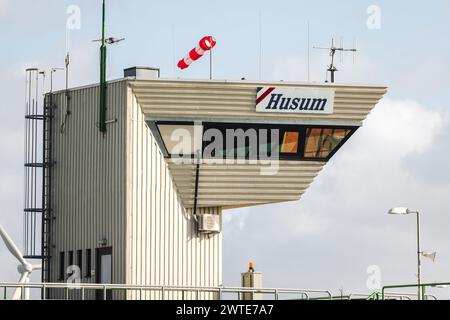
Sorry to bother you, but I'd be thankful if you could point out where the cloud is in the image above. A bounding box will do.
[359,98,443,156]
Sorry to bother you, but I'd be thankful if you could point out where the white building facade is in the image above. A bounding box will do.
[46,72,386,299]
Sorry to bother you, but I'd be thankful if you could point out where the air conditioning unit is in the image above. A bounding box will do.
[197,214,221,234]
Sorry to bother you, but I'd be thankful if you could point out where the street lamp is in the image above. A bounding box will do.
[388,207,421,300]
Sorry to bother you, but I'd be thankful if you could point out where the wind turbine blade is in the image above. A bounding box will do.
[18,271,29,284]
[11,272,30,300]
[0,224,27,266]
[25,277,30,300]
[31,264,42,271]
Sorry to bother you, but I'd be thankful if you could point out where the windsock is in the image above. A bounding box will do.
[178,36,216,70]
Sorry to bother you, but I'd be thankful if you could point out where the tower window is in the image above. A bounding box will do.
[304,128,352,159]
[68,251,74,267]
[77,250,83,277]
[86,249,92,278]
[59,252,65,281]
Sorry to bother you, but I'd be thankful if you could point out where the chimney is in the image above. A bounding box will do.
[124,67,160,80]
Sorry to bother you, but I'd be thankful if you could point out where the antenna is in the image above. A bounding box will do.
[258,11,263,80]
[92,37,125,45]
[313,37,357,83]
[307,20,310,82]
[172,25,176,78]
[61,28,72,134]
[65,27,70,90]
[50,68,64,93]
[39,71,46,96]
[97,0,124,133]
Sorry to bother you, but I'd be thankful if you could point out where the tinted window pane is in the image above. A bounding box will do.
[158,124,201,156]
[77,250,83,276]
[68,251,73,266]
[305,128,351,158]
[86,249,92,278]
[281,131,299,154]
[59,252,65,280]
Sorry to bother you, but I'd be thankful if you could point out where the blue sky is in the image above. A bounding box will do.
[1,0,450,298]
[2,0,450,102]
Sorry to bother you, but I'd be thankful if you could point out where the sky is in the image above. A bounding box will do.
[1,0,450,298]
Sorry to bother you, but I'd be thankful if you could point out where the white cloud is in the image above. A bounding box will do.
[358,98,443,156]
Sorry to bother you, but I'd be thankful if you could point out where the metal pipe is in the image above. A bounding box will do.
[382,281,450,300]
[209,48,212,80]
[416,211,421,300]
[99,0,107,133]
[193,150,201,220]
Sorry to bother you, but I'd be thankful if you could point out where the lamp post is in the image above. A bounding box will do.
[388,207,421,300]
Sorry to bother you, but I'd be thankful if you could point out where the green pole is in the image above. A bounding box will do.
[99,0,107,133]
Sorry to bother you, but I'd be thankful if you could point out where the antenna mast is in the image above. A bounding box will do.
[99,0,107,133]
[313,38,357,83]
[97,0,124,133]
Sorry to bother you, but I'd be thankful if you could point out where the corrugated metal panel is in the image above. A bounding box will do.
[125,89,222,299]
[129,80,387,124]
[49,81,128,299]
[167,160,324,209]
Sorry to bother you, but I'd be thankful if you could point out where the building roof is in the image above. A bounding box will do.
[129,79,387,125]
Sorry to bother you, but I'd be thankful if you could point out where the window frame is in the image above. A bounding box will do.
[149,120,357,162]
[302,125,357,161]
[155,121,201,158]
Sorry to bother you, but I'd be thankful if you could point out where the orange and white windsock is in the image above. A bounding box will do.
[177,36,216,70]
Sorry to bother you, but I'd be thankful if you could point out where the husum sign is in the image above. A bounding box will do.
[256,86,335,114]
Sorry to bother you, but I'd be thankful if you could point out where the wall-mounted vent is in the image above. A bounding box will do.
[197,214,221,234]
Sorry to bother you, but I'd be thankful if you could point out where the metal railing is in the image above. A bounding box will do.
[382,282,450,300]
[0,282,441,300]
[350,292,437,300]
[0,282,332,301]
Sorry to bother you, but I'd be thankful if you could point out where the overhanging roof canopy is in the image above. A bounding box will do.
[129,79,387,209]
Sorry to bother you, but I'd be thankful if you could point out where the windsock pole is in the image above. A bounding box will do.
[209,46,212,80]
